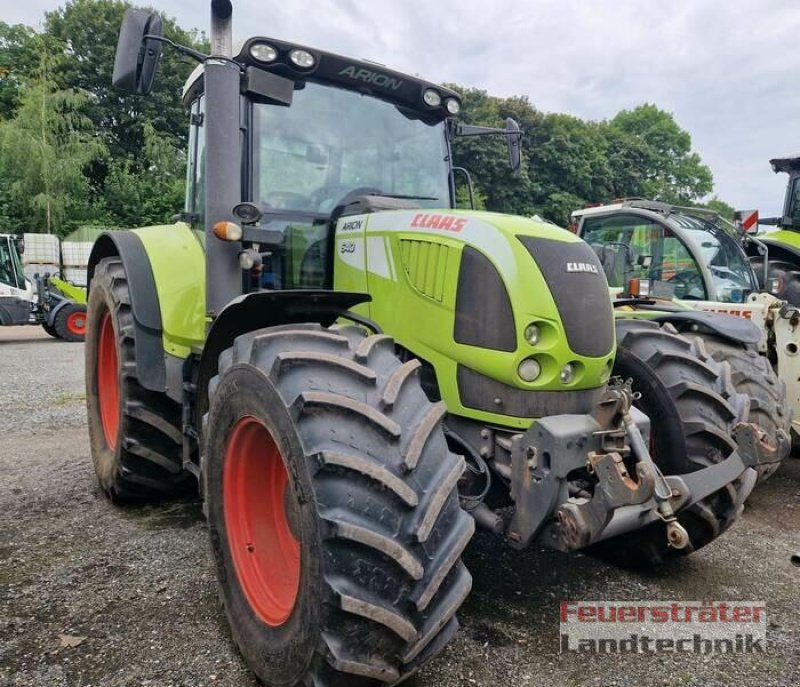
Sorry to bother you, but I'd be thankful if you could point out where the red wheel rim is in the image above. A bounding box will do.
[97,311,120,448]
[223,416,301,626]
[66,310,86,336]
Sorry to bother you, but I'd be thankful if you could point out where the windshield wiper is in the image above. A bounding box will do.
[368,192,439,201]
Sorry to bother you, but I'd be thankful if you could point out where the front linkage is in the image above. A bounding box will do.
[506,378,758,552]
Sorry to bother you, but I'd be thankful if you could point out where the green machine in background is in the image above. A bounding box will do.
[84,3,759,684]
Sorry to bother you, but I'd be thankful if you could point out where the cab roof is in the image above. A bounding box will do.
[182,35,461,121]
[571,199,718,221]
[770,154,800,174]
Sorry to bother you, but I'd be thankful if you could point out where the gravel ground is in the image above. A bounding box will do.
[1,326,799,687]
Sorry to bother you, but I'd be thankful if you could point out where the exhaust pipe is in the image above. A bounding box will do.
[210,0,233,57]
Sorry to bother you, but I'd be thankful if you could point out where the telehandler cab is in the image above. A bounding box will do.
[86,3,758,684]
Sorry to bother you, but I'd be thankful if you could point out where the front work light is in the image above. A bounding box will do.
[249,43,278,63]
[423,89,441,107]
[289,49,315,69]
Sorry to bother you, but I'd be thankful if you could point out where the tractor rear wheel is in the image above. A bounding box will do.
[205,324,474,686]
[688,334,790,481]
[85,257,190,501]
[595,320,753,567]
[54,303,87,342]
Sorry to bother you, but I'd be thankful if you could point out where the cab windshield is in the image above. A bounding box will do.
[251,81,451,214]
[671,214,757,301]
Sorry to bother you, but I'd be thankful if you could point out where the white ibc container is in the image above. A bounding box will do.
[61,241,93,268]
[63,267,88,287]
[22,233,60,265]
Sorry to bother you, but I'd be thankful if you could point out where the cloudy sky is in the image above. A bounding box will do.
[7,0,799,216]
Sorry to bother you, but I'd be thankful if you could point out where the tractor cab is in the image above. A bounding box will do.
[180,40,519,292]
[573,200,758,303]
[770,154,800,229]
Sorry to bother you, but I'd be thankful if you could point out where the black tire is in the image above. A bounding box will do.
[749,256,800,306]
[688,334,790,481]
[205,324,474,686]
[594,320,752,567]
[85,257,191,501]
[54,303,87,342]
[42,322,58,339]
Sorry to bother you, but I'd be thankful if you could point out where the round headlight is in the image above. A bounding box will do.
[518,358,542,382]
[524,323,540,346]
[560,363,575,384]
[249,43,278,63]
[423,89,442,107]
[445,98,461,115]
[289,49,316,69]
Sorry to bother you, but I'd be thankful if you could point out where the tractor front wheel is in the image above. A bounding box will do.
[595,320,753,567]
[205,324,474,686]
[85,257,190,501]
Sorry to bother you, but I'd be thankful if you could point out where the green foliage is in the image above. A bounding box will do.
[0,22,39,120]
[0,44,105,237]
[703,196,736,220]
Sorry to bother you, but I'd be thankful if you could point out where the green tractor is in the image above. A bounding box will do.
[86,3,758,684]
[744,154,800,304]
[571,199,793,479]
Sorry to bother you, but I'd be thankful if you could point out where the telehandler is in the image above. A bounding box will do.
[86,4,759,684]
[0,233,87,341]
[572,199,793,479]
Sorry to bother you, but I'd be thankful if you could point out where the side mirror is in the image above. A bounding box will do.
[14,237,24,255]
[506,118,522,172]
[112,9,164,94]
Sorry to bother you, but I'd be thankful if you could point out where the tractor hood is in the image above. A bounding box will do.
[334,208,616,428]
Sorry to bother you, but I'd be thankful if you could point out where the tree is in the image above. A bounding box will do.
[610,104,713,204]
[0,41,105,236]
[44,0,207,159]
[0,22,39,120]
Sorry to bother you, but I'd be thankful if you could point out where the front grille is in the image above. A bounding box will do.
[517,236,614,358]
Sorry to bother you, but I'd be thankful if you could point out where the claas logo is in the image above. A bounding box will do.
[410,214,467,232]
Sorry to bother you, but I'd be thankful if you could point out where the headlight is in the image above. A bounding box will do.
[445,98,460,115]
[518,358,541,382]
[524,323,540,346]
[289,49,316,69]
[559,363,575,384]
[249,43,278,63]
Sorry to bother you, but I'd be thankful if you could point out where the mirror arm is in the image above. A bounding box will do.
[143,33,209,63]
[456,124,507,138]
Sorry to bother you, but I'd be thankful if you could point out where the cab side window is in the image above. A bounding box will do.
[582,215,706,299]
[788,177,800,223]
[185,97,206,224]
